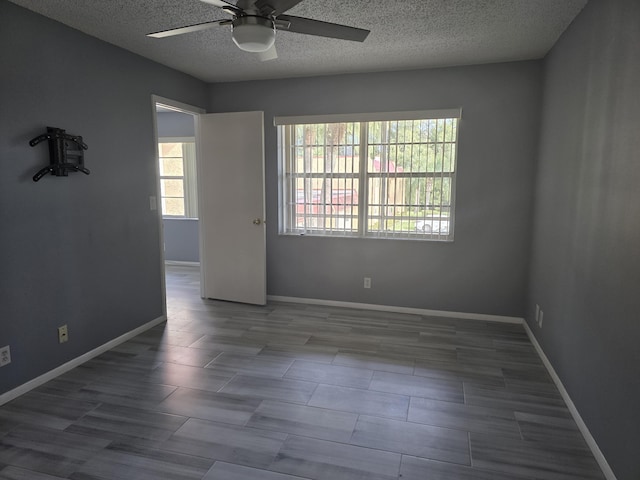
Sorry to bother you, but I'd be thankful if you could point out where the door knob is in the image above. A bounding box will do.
[253,218,262,225]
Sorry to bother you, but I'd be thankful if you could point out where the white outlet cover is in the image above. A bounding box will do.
[0,345,11,367]
[58,325,69,343]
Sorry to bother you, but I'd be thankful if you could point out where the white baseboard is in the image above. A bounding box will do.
[522,321,617,480]
[165,261,200,267]
[0,315,166,407]
[267,295,524,324]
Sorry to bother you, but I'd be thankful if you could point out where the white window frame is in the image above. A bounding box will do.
[276,109,461,241]
[158,137,198,218]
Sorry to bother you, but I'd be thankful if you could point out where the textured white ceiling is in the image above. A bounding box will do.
[9,0,587,83]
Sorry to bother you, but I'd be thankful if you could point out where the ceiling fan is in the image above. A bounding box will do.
[147,0,370,61]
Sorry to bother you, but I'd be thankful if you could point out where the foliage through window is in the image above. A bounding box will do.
[278,111,459,240]
[158,141,198,218]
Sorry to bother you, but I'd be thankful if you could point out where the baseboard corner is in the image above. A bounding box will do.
[522,321,617,480]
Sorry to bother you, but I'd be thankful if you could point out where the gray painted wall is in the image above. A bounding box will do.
[527,1,640,478]
[163,218,200,263]
[156,111,200,263]
[209,62,542,317]
[0,1,208,394]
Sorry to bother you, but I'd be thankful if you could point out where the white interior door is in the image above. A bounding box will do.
[196,111,266,305]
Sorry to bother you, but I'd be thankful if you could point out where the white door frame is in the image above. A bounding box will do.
[150,95,206,315]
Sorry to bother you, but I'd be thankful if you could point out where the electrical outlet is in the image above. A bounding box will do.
[0,345,11,367]
[149,196,157,211]
[58,325,69,344]
[364,277,372,289]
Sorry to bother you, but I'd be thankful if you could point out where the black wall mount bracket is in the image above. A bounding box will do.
[29,127,89,182]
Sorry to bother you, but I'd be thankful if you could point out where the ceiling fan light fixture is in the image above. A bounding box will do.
[232,16,276,53]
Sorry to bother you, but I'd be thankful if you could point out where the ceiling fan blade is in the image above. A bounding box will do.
[255,0,304,16]
[258,44,278,61]
[147,19,229,38]
[199,0,243,14]
[276,15,370,42]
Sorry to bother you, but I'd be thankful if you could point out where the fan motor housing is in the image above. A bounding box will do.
[232,15,276,52]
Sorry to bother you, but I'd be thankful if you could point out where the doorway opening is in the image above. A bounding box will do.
[151,95,205,314]
[153,101,267,308]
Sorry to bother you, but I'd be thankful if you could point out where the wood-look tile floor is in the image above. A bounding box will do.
[0,265,605,479]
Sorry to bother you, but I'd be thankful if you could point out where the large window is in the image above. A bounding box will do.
[277,110,460,240]
[158,140,198,218]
